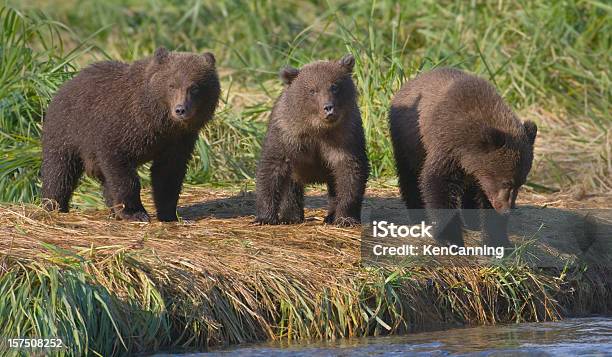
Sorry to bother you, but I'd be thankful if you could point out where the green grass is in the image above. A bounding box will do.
[0,0,610,206]
[0,6,78,202]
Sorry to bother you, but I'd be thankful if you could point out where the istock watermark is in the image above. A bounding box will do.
[371,243,505,259]
[369,219,504,259]
[360,208,611,267]
[371,220,433,238]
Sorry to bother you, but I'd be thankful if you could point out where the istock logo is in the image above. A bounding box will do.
[372,221,433,238]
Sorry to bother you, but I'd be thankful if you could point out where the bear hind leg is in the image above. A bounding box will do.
[41,149,83,212]
[98,158,149,222]
[419,162,464,246]
[89,164,114,208]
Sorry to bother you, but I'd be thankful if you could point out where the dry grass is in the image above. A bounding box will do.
[527,108,611,193]
[0,186,610,356]
[3,184,608,264]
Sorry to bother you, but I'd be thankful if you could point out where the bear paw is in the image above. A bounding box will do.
[119,210,151,223]
[279,214,304,225]
[461,210,481,230]
[157,213,179,222]
[333,216,360,227]
[41,198,60,212]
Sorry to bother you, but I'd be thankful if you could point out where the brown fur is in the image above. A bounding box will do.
[41,47,220,222]
[389,68,537,246]
[255,54,369,226]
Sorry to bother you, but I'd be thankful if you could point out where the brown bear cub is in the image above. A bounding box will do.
[389,68,537,247]
[255,54,369,227]
[42,47,220,222]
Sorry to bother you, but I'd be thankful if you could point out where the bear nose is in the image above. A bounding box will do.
[493,201,510,215]
[174,105,186,117]
[323,103,334,116]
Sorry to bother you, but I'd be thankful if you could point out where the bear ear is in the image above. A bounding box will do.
[279,66,299,85]
[338,54,355,73]
[480,127,507,151]
[202,52,216,66]
[523,120,538,145]
[154,47,169,64]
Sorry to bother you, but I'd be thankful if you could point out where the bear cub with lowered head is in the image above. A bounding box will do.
[255,54,369,226]
[42,47,220,222]
[389,68,537,247]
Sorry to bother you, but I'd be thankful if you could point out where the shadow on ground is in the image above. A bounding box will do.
[178,191,611,268]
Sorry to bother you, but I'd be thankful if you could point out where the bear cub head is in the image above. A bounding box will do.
[465,120,538,214]
[147,47,220,123]
[279,54,357,131]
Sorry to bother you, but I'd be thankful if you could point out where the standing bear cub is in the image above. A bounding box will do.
[42,47,220,222]
[255,54,369,226]
[389,68,537,247]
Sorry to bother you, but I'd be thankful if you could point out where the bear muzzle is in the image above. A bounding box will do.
[172,104,193,121]
[322,103,339,122]
[491,189,514,215]
[492,200,511,215]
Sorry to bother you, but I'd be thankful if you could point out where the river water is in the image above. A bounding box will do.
[157,317,612,356]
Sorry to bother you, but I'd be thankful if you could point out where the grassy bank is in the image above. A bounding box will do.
[0,1,610,207]
[0,2,610,356]
[1,187,611,356]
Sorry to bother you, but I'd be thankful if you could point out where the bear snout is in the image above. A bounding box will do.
[173,104,191,120]
[492,199,512,215]
[323,103,335,119]
[490,187,514,215]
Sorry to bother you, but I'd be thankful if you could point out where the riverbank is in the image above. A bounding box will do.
[1,186,610,356]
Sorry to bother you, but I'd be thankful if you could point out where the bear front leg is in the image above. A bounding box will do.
[278,180,305,224]
[461,182,481,230]
[477,190,512,247]
[324,178,338,224]
[255,153,291,225]
[151,147,192,222]
[419,161,464,246]
[330,157,368,227]
[99,158,149,222]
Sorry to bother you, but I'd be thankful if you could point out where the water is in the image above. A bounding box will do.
[157,317,612,356]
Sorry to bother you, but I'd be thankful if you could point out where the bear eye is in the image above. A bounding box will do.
[309,89,316,95]
[190,86,200,94]
[502,180,514,188]
[330,83,339,93]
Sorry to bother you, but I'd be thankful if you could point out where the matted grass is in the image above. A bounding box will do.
[1,186,610,356]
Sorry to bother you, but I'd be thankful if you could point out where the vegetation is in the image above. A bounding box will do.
[0,252,588,356]
[0,1,610,355]
[1,0,610,206]
[1,187,610,356]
